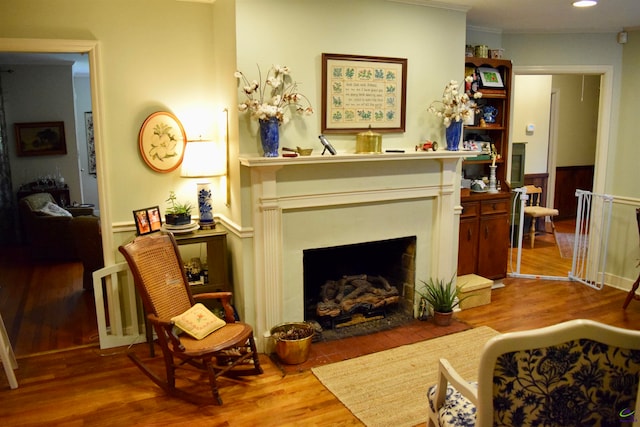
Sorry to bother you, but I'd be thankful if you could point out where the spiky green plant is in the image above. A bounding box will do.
[165,191,192,215]
[416,276,468,313]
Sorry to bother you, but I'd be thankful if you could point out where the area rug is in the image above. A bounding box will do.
[554,231,575,259]
[311,326,500,427]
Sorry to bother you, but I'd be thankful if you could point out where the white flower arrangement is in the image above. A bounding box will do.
[235,65,314,124]
[428,76,482,127]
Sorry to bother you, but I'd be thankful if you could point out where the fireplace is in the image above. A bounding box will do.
[303,236,416,330]
[240,152,467,351]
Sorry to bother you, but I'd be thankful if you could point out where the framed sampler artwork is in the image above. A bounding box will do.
[321,53,407,133]
[138,111,187,173]
[15,121,67,156]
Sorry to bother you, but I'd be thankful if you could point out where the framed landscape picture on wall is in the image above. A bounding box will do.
[15,121,67,156]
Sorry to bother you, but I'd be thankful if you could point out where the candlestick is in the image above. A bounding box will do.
[488,165,498,193]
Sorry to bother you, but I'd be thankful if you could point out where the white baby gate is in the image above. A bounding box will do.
[92,262,146,349]
[509,188,613,290]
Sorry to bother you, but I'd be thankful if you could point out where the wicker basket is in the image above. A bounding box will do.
[458,274,493,309]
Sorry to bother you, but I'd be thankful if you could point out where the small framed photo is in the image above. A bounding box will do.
[133,206,162,236]
[15,121,67,156]
[477,67,504,88]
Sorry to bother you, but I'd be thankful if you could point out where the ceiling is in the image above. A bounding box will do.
[0,52,89,75]
[406,0,640,34]
[0,0,637,71]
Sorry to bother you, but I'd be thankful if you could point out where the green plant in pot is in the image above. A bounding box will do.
[416,276,468,326]
[165,191,192,226]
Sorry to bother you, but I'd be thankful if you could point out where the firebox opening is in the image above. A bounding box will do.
[303,236,417,337]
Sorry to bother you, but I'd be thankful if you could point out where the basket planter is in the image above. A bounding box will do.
[270,322,314,365]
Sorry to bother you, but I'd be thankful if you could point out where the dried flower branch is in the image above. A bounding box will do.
[235,64,314,124]
[428,76,482,127]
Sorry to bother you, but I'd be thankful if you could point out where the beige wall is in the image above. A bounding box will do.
[553,74,598,168]
[607,30,640,280]
[0,0,220,248]
[233,0,467,326]
[511,75,552,175]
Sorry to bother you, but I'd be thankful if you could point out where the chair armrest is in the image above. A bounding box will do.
[434,358,478,409]
[147,313,185,351]
[193,292,236,323]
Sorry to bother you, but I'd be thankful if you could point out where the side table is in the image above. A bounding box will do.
[172,229,229,294]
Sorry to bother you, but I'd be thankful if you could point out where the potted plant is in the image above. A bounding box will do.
[416,276,468,326]
[164,191,192,226]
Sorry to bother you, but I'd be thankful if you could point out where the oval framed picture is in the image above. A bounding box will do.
[138,111,187,173]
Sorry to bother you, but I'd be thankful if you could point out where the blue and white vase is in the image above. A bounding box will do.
[445,120,463,151]
[259,117,280,157]
[197,183,214,225]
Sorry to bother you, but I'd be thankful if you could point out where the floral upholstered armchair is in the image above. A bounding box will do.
[427,319,640,427]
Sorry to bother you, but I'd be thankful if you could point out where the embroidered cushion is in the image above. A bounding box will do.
[171,303,226,340]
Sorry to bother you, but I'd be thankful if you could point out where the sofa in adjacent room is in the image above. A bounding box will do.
[18,192,104,290]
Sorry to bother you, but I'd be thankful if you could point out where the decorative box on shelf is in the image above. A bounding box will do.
[457,273,493,309]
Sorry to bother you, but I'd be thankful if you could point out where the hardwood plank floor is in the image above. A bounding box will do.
[0,246,99,357]
[0,219,638,426]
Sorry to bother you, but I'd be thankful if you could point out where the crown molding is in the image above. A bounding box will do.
[386,0,471,12]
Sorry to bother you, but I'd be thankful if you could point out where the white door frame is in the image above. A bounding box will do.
[0,37,112,264]
[512,65,613,199]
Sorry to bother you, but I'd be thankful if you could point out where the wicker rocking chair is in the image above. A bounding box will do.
[119,232,262,405]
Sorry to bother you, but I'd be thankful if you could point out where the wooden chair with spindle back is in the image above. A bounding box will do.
[523,185,559,249]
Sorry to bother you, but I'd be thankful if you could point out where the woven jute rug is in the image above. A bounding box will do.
[311,326,500,427]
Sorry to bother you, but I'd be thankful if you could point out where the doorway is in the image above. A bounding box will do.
[0,38,107,356]
[509,66,612,276]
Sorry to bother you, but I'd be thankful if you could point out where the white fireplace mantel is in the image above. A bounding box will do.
[240,151,471,351]
[239,150,472,167]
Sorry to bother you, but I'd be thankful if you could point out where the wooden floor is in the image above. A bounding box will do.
[0,247,99,357]
[0,219,639,426]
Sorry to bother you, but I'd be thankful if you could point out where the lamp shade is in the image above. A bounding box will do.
[180,140,226,177]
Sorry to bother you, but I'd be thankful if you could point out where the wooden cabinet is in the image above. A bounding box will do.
[458,193,510,280]
[458,57,512,281]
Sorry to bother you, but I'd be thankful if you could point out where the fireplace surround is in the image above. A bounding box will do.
[240,151,468,351]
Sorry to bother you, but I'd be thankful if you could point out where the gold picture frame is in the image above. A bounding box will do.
[321,53,407,133]
[15,121,67,156]
[138,111,187,173]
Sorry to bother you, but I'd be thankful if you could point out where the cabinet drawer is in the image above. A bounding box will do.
[481,199,509,215]
[461,202,479,219]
